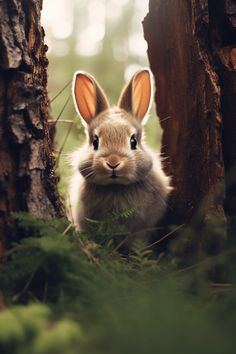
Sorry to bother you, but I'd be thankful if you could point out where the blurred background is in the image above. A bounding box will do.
[42,0,162,197]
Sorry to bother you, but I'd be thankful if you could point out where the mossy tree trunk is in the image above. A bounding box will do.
[143,0,236,249]
[0,0,64,258]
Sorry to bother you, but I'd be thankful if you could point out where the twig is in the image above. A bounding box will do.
[109,237,130,256]
[141,224,185,251]
[209,283,233,289]
[27,291,40,303]
[53,94,71,125]
[174,251,233,275]
[22,270,37,294]
[159,116,171,123]
[49,119,74,124]
[50,80,72,103]
[109,225,174,257]
[62,223,73,236]
[55,120,74,168]
[12,269,38,302]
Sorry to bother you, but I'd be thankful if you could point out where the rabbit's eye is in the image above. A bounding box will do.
[93,135,99,150]
[130,134,137,150]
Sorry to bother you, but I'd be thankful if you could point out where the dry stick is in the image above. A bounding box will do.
[22,270,37,294]
[135,250,235,291]
[109,238,130,256]
[54,94,71,125]
[159,116,171,123]
[50,80,72,103]
[121,224,183,253]
[12,269,38,301]
[141,224,185,251]
[62,223,73,236]
[55,120,74,169]
[173,250,234,275]
[109,225,172,257]
[49,119,74,124]
[27,291,40,303]
[209,283,233,289]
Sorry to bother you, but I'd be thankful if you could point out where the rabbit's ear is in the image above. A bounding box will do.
[73,71,109,124]
[118,68,153,124]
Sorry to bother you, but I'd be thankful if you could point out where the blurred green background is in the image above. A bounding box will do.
[42,0,162,198]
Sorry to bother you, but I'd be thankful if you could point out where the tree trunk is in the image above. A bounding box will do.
[0,0,64,257]
[143,0,236,235]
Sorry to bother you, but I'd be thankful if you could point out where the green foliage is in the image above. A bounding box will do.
[0,213,236,354]
[0,304,84,354]
[84,207,137,248]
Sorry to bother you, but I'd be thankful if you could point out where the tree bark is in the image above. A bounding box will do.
[0,0,64,257]
[143,0,236,234]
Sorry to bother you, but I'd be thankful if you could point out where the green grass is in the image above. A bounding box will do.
[0,213,235,354]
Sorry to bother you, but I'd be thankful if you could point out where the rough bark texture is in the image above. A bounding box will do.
[0,0,64,257]
[143,0,236,231]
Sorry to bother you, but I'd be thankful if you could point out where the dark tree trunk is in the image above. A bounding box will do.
[143,0,236,239]
[0,0,64,257]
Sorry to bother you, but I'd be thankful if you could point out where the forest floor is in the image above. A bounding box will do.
[0,213,236,354]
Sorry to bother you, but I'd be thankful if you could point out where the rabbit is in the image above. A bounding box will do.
[68,68,172,241]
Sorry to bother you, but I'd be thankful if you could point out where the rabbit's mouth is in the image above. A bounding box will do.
[96,174,132,185]
[110,171,118,179]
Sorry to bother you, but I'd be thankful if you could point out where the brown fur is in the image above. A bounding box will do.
[69,69,172,239]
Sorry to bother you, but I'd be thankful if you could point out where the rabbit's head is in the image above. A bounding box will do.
[72,68,154,185]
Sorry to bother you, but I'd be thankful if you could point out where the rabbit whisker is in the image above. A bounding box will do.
[80,166,93,173]
[84,172,95,179]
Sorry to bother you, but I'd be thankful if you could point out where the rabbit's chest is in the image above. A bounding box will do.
[81,183,158,227]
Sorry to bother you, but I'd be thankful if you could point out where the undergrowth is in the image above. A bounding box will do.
[0,213,236,354]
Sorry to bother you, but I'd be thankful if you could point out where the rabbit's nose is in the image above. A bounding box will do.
[106,161,120,170]
[106,154,121,169]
